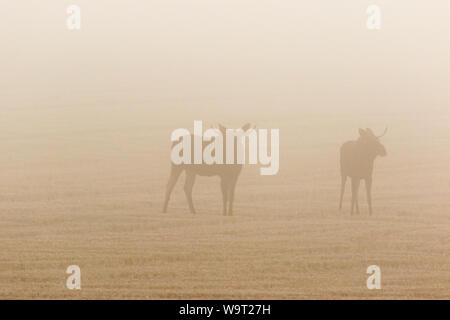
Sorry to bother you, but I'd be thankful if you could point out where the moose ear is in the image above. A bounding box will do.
[218,124,226,132]
[359,128,366,137]
[241,123,251,131]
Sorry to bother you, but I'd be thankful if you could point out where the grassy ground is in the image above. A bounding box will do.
[0,105,448,299]
[0,204,448,299]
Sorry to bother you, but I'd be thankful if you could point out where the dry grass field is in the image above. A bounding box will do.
[0,103,448,299]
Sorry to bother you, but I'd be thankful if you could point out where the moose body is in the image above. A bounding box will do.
[163,124,250,215]
[339,128,387,215]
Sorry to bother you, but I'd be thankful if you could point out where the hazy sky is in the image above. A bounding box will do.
[2,1,449,113]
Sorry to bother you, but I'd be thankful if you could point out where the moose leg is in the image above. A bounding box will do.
[220,178,229,216]
[339,175,347,211]
[163,165,183,213]
[227,177,238,216]
[351,178,361,215]
[184,172,196,214]
[355,178,361,214]
[365,177,373,215]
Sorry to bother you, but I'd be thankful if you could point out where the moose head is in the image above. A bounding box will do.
[358,128,388,158]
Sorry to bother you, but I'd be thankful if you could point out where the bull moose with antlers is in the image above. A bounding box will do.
[339,128,387,215]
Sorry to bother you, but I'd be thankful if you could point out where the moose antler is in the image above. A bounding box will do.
[377,127,388,138]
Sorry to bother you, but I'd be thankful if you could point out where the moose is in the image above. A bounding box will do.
[163,123,252,216]
[339,128,387,215]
